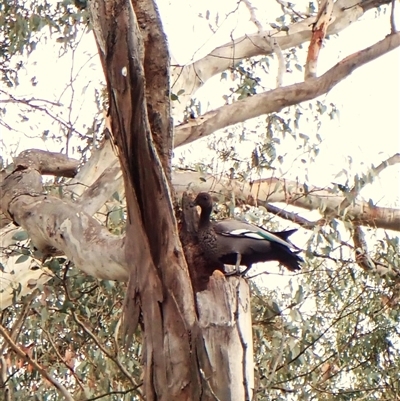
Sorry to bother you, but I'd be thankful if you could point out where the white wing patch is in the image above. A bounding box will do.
[219,228,293,248]
[221,229,266,240]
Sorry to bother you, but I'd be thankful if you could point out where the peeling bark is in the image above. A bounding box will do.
[88,0,203,399]
[305,0,334,79]
[1,167,128,281]
[133,0,173,179]
[197,276,254,401]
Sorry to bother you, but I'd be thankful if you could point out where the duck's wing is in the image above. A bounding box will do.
[214,219,294,249]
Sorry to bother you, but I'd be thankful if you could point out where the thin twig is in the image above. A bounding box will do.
[0,324,74,401]
[60,265,142,397]
[0,290,38,355]
[0,89,84,140]
[85,387,142,401]
[339,153,400,211]
[242,0,263,32]
[71,311,142,397]
[390,0,397,34]
[41,327,85,392]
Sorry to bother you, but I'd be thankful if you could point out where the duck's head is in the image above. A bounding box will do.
[192,192,214,210]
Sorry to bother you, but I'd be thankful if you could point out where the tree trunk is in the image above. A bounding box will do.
[87,0,254,399]
[198,276,254,401]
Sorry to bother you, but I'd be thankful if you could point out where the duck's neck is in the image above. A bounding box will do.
[198,205,212,228]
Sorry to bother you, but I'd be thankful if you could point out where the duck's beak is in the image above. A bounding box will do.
[189,198,198,208]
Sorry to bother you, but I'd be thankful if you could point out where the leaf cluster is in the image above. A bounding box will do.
[0,0,89,86]
[0,261,142,400]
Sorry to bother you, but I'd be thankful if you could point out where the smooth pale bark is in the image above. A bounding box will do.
[172,170,400,232]
[170,0,391,114]
[1,168,128,280]
[174,32,400,147]
[68,136,119,199]
[197,275,254,401]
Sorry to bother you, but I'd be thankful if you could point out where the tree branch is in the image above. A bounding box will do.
[77,161,123,215]
[14,149,80,178]
[1,168,128,281]
[171,169,400,231]
[171,0,391,110]
[0,150,398,314]
[70,310,142,394]
[88,1,202,398]
[0,291,37,355]
[41,327,86,393]
[174,31,400,146]
[0,324,74,401]
[339,153,400,211]
[305,0,334,79]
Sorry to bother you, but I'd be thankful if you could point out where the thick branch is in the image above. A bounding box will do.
[171,170,400,231]
[14,149,79,178]
[1,167,127,281]
[174,31,400,147]
[77,161,123,215]
[67,134,118,199]
[171,0,390,107]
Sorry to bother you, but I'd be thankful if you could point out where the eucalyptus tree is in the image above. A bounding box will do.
[0,0,399,400]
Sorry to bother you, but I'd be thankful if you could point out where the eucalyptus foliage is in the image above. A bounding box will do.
[0,0,399,400]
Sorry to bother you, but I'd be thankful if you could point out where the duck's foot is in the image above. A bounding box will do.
[223,268,251,277]
[224,269,239,276]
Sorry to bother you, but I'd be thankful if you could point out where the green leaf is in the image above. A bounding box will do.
[299,133,309,141]
[271,301,281,314]
[15,254,29,264]
[47,258,61,272]
[289,309,302,322]
[294,285,304,304]
[12,230,29,241]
